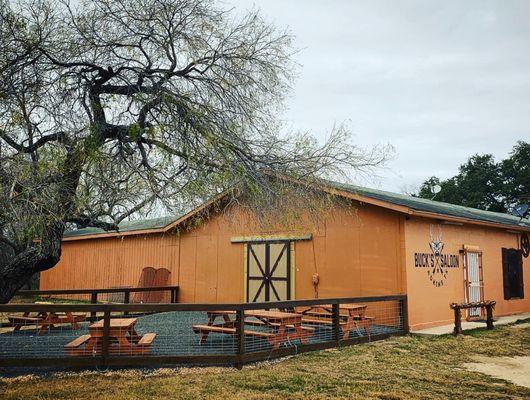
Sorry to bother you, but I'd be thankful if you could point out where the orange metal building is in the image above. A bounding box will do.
[40,182,530,331]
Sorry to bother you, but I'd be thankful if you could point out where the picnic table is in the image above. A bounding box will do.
[65,318,156,356]
[8,311,86,335]
[300,303,374,339]
[193,310,314,350]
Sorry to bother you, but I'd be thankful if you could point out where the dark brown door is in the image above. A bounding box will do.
[246,241,291,302]
[502,248,524,299]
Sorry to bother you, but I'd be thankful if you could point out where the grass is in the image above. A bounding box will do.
[1,322,529,400]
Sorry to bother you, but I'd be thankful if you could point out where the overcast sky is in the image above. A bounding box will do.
[228,0,530,193]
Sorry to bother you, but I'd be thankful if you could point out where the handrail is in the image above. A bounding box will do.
[0,294,405,312]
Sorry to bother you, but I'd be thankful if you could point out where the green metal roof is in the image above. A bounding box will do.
[64,180,529,239]
[328,180,530,229]
[63,215,178,238]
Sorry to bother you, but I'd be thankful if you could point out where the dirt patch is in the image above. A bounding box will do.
[511,322,530,330]
[464,355,530,388]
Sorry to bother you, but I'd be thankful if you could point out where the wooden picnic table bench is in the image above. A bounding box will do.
[8,311,86,335]
[193,309,314,350]
[65,318,156,356]
[299,304,375,339]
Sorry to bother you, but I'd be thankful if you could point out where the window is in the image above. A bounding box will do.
[502,248,524,299]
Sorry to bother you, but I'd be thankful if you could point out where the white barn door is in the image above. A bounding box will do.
[464,250,484,318]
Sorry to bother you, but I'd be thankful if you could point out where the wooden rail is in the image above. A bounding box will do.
[0,294,407,369]
[17,285,179,299]
[15,286,179,320]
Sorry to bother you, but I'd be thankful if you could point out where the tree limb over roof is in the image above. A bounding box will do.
[63,179,530,241]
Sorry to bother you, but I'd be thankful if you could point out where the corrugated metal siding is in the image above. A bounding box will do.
[41,233,180,292]
[41,201,406,303]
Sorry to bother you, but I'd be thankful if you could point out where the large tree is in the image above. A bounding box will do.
[0,0,388,302]
[416,141,530,212]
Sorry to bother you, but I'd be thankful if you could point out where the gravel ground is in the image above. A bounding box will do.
[0,311,401,359]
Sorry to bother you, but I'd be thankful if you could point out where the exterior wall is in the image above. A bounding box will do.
[40,199,530,329]
[174,202,405,303]
[41,201,406,303]
[405,217,530,330]
[39,234,181,291]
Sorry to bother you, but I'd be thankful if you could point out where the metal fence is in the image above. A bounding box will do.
[0,295,407,369]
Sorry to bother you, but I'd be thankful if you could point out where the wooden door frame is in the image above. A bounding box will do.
[243,240,296,302]
[462,248,484,319]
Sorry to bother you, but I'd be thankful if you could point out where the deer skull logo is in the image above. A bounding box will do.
[429,224,444,256]
[414,224,459,287]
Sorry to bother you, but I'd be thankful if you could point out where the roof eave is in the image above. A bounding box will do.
[62,191,231,242]
[327,185,530,232]
[61,182,530,242]
[62,227,168,241]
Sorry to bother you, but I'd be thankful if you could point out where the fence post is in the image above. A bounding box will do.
[235,309,245,369]
[401,297,409,333]
[453,307,462,335]
[101,308,111,366]
[486,304,494,330]
[90,292,98,320]
[124,291,130,316]
[332,302,341,346]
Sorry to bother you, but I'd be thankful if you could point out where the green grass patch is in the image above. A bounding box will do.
[1,324,529,400]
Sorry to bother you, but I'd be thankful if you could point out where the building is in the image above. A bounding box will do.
[40,181,530,331]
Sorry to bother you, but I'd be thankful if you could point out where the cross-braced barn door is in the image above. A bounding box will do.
[246,241,291,302]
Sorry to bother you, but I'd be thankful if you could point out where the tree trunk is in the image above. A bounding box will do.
[0,222,63,303]
[0,247,61,303]
[0,151,82,303]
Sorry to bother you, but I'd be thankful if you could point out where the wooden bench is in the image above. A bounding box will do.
[450,300,496,335]
[138,332,157,346]
[244,319,315,332]
[302,316,375,324]
[303,310,350,319]
[193,324,274,344]
[8,312,86,334]
[8,316,44,331]
[302,315,376,339]
[65,332,157,356]
[64,334,92,356]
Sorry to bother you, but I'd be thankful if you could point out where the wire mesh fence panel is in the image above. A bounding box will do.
[0,295,406,368]
[0,309,91,359]
[133,311,237,356]
[338,300,404,342]
[243,306,335,353]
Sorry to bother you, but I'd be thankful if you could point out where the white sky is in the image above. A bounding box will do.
[228,0,530,192]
